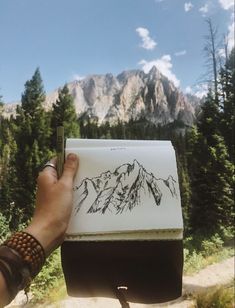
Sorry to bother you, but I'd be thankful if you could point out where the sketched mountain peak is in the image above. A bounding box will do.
[74,160,177,215]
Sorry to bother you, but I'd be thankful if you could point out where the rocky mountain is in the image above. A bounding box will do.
[74,159,177,215]
[3,66,198,125]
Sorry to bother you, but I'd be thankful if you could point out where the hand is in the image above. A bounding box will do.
[25,153,79,257]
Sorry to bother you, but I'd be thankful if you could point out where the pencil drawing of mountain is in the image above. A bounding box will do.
[74,159,177,215]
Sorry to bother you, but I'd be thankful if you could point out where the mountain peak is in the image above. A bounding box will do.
[117,69,144,83]
[3,68,200,125]
[146,66,163,81]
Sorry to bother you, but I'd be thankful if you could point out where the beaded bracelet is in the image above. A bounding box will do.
[3,231,46,277]
[0,231,46,296]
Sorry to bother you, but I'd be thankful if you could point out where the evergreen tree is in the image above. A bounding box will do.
[219,47,235,160]
[173,131,192,233]
[0,128,18,226]
[0,95,4,156]
[50,85,80,148]
[12,68,51,226]
[189,94,234,234]
[203,19,220,102]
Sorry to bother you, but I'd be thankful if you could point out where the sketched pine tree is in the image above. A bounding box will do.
[50,84,80,149]
[12,68,51,226]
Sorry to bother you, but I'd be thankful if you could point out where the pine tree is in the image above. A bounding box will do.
[189,94,234,234]
[219,48,235,160]
[203,19,220,102]
[50,84,80,149]
[172,131,192,234]
[0,95,4,156]
[12,68,51,226]
[0,129,18,227]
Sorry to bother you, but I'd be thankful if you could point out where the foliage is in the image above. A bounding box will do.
[183,233,234,275]
[195,285,234,308]
[219,48,235,161]
[0,69,50,229]
[0,212,11,242]
[0,121,19,225]
[50,84,80,149]
[30,249,64,302]
[188,127,234,234]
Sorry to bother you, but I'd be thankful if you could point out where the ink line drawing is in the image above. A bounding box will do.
[74,159,177,215]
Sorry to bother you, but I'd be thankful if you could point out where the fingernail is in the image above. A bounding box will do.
[67,153,77,161]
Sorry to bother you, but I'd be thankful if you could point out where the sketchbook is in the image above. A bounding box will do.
[65,139,183,241]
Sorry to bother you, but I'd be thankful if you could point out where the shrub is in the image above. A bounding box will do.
[183,233,233,275]
[201,234,224,257]
[184,248,204,274]
[195,285,234,308]
[0,212,11,242]
[30,248,63,302]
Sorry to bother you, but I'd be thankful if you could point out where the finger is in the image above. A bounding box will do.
[60,153,79,186]
[42,158,58,180]
[37,158,58,189]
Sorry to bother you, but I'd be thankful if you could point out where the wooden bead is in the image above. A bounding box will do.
[3,231,45,279]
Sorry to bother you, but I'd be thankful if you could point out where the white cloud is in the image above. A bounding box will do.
[136,27,157,50]
[185,84,208,98]
[185,86,192,94]
[138,55,180,87]
[218,1,234,52]
[155,0,165,2]
[72,74,85,81]
[184,2,194,12]
[218,0,234,10]
[199,3,209,15]
[227,16,235,52]
[174,50,187,56]
[218,48,226,58]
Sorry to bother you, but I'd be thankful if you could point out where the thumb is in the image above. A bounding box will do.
[60,153,79,185]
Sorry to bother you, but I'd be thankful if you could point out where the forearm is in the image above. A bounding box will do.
[24,219,66,258]
[0,271,11,307]
[0,220,63,308]
[0,154,78,306]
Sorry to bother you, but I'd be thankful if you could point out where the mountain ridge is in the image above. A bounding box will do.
[2,66,201,125]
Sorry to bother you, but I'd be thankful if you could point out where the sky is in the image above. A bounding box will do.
[0,0,234,103]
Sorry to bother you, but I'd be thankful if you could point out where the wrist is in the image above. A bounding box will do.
[24,219,66,257]
[0,231,45,299]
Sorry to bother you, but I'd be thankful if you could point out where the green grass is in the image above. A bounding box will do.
[195,284,234,308]
[45,278,67,303]
[184,246,234,275]
[183,232,234,275]
[30,248,65,303]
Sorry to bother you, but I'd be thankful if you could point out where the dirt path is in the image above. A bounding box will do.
[7,256,234,308]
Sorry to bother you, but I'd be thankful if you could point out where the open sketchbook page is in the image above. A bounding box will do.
[65,139,183,240]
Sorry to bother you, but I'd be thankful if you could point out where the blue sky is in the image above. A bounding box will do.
[0,0,234,102]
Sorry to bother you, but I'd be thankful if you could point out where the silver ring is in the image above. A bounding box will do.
[43,162,57,171]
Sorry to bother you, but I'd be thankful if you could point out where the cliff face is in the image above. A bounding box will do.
[3,66,198,125]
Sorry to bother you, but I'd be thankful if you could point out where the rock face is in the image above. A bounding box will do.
[74,159,177,215]
[3,66,198,125]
